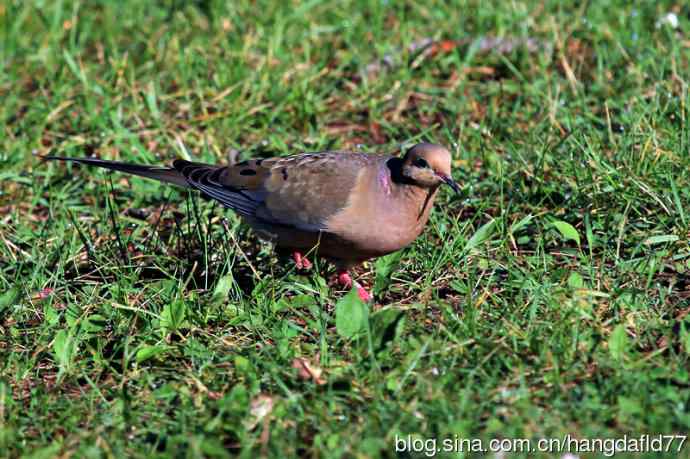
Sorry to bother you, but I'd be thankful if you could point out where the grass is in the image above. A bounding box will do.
[2,0,690,457]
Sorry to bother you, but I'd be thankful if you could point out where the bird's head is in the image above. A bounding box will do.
[401,143,459,193]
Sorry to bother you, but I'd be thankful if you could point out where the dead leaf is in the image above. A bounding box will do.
[292,357,326,385]
[244,394,274,430]
[369,121,386,144]
[31,288,53,301]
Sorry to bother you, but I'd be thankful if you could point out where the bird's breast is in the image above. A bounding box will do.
[324,169,437,259]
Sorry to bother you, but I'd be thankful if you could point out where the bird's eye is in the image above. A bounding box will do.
[413,158,429,168]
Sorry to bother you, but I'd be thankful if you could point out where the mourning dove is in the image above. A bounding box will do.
[45,142,459,301]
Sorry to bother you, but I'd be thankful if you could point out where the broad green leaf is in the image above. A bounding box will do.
[617,396,642,417]
[234,355,252,375]
[136,345,169,363]
[567,272,584,288]
[24,441,62,459]
[464,219,496,252]
[200,437,232,458]
[65,303,81,328]
[335,288,367,338]
[0,287,20,315]
[220,384,249,413]
[82,314,107,335]
[44,304,60,325]
[53,329,77,376]
[370,308,405,350]
[211,274,234,304]
[608,324,628,361]
[374,252,402,295]
[643,234,679,246]
[509,214,534,234]
[552,220,580,245]
[53,330,69,366]
[271,298,290,312]
[160,299,187,335]
[288,294,315,308]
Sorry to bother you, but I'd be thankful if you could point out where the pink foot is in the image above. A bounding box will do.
[292,251,312,270]
[336,269,372,302]
[355,285,372,303]
[337,270,353,289]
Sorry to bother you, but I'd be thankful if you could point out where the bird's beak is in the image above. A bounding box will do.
[437,173,460,194]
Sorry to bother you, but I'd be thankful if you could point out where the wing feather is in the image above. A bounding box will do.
[174,160,264,217]
[173,153,381,233]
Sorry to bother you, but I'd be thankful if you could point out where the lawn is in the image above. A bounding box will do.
[2,1,690,458]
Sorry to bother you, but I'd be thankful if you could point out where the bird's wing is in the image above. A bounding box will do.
[175,152,380,232]
[45,152,384,233]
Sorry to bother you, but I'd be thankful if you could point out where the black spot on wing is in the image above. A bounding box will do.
[240,169,256,176]
[282,168,288,180]
[174,162,261,217]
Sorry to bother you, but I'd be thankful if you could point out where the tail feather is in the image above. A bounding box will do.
[43,156,190,188]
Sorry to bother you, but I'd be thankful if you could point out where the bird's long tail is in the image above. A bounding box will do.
[43,156,190,188]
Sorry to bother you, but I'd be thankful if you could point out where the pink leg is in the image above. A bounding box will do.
[292,251,312,270]
[337,270,353,288]
[336,269,372,303]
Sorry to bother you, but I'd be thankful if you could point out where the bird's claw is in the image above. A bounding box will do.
[355,284,372,303]
[292,251,312,270]
[336,269,372,302]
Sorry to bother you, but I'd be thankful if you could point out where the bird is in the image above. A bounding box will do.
[45,142,459,302]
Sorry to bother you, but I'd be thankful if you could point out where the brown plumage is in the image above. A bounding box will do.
[45,142,459,301]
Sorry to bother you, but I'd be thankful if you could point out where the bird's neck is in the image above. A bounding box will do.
[383,158,438,222]
[385,157,414,187]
